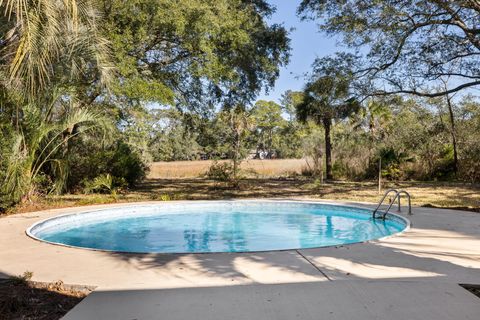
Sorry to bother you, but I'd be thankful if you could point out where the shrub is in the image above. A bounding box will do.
[364,147,413,181]
[459,143,480,183]
[11,271,34,284]
[108,142,148,186]
[83,174,127,195]
[68,140,148,190]
[206,161,234,181]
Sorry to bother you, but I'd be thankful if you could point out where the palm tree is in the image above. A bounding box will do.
[297,75,359,180]
[2,98,112,204]
[353,99,393,192]
[355,99,392,139]
[0,1,113,205]
[0,0,112,98]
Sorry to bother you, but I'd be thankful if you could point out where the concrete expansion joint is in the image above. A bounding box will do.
[295,249,332,281]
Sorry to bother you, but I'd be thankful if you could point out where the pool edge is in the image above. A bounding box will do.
[25,199,411,255]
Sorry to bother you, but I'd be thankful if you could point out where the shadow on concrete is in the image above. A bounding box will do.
[106,249,327,284]
[100,206,480,286]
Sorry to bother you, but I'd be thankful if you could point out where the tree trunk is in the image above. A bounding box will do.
[232,128,240,181]
[323,117,333,180]
[445,95,458,177]
[378,157,382,194]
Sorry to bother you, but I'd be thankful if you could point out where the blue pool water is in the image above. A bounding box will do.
[28,201,407,253]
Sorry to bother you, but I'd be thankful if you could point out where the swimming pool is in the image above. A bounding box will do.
[27,201,408,253]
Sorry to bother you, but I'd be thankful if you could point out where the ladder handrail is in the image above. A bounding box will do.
[379,192,401,220]
[397,190,412,215]
[373,189,413,219]
[372,189,398,219]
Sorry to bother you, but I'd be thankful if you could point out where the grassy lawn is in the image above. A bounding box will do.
[10,178,480,214]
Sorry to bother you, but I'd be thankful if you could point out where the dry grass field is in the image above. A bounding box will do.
[7,160,480,214]
[148,159,309,178]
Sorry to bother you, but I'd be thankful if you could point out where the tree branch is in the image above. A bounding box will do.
[372,80,480,98]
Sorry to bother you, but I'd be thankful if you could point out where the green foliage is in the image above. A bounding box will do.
[280,90,304,121]
[1,0,112,98]
[0,1,291,210]
[457,98,480,183]
[298,53,360,125]
[251,100,286,158]
[0,99,112,206]
[109,142,148,186]
[68,141,147,189]
[11,271,34,284]
[331,96,480,182]
[3,0,480,212]
[460,144,480,183]
[296,54,360,179]
[83,174,126,195]
[298,0,480,97]
[216,105,254,180]
[0,0,115,209]
[300,124,325,178]
[149,110,202,161]
[156,193,184,201]
[102,0,290,108]
[158,194,172,201]
[373,147,410,181]
[0,123,15,207]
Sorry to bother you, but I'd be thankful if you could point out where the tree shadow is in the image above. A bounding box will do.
[135,178,366,200]
[105,249,327,285]
[99,206,480,286]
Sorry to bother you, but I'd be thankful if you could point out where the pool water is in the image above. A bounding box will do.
[28,201,407,253]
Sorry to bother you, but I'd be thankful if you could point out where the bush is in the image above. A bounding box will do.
[429,144,456,180]
[460,143,480,183]
[206,161,234,181]
[68,140,148,190]
[0,125,19,210]
[109,142,147,186]
[83,174,127,195]
[364,147,413,181]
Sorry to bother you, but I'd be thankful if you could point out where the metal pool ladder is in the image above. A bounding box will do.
[373,188,412,220]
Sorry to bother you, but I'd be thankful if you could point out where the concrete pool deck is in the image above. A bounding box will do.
[0,200,479,319]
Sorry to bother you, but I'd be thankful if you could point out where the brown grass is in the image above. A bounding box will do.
[148,159,308,178]
[8,178,480,214]
[3,160,479,214]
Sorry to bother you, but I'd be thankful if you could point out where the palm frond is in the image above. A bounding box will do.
[1,0,113,98]
[1,96,115,203]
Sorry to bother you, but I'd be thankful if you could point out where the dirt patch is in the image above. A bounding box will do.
[0,279,92,320]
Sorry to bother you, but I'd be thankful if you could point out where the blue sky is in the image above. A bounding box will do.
[256,0,339,104]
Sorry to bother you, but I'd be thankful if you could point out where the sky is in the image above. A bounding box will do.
[256,0,339,104]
